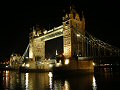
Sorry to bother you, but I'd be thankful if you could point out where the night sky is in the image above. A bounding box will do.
[0,1,120,60]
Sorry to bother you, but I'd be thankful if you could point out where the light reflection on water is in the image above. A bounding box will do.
[25,73,29,90]
[48,72,70,90]
[0,69,120,90]
[53,79,70,90]
[92,76,97,90]
[48,72,53,89]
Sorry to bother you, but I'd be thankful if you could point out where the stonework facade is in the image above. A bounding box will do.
[63,8,86,58]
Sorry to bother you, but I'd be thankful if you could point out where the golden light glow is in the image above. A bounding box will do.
[49,64,53,68]
[48,72,53,77]
[48,72,53,89]
[26,64,30,67]
[55,60,62,67]
[64,80,70,90]
[43,30,47,34]
[22,63,25,67]
[29,46,33,59]
[5,71,10,88]
[65,59,69,65]
[64,46,71,58]
[93,76,97,90]
[77,34,80,37]
[92,62,95,66]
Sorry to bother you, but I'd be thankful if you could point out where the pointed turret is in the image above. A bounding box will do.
[75,13,80,21]
[69,5,76,19]
[81,11,85,30]
[70,5,76,14]
[32,26,36,36]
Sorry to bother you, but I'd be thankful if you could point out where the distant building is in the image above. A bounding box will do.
[10,53,22,68]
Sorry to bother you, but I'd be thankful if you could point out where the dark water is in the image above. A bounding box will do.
[0,69,120,90]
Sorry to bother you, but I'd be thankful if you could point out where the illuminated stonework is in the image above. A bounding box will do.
[33,38,45,60]
[63,23,72,58]
[29,7,86,60]
[63,7,86,58]
[29,43,33,59]
[29,26,63,61]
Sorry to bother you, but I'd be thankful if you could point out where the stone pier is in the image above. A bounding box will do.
[53,59,94,76]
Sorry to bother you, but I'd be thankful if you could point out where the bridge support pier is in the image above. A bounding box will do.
[53,60,94,76]
[68,60,94,73]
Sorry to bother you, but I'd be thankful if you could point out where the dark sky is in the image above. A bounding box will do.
[0,1,120,60]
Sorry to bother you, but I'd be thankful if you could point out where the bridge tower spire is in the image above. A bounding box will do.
[82,11,85,30]
[63,6,86,59]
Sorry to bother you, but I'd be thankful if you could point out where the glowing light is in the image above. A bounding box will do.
[56,62,62,67]
[22,63,25,67]
[64,80,70,90]
[48,58,51,60]
[65,59,69,65]
[25,73,29,90]
[64,46,71,58]
[49,64,53,68]
[56,50,58,55]
[29,46,33,59]
[6,65,8,68]
[77,34,80,37]
[59,60,61,63]
[26,64,30,67]
[93,76,97,90]
[43,30,47,34]
[48,72,53,77]
[25,57,28,59]
[48,72,53,89]
[92,62,95,66]
[5,71,9,89]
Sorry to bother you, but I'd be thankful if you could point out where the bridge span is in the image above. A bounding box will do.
[9,7,120,74]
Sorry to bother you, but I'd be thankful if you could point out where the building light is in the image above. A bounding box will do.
[64,46,71,58]
[43,30,47,34]
[22,63,25,67]
[26,64,29,67]
[29,46,33,59]
[49,64,53,68]
[56,50,58,55]
[77,34,80,37]
[56,60,62,67]
[48,58,51,60]
[65,59,69,65]
[92,62,95,66]
[48,72,53,77]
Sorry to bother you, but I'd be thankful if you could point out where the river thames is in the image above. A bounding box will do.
[0,67,120,90]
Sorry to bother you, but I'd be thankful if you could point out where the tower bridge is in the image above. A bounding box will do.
[19,7,120,73]
[29,7,86,61]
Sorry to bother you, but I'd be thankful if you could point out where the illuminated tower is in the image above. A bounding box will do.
[63,7,86,59]
[29,26,45,61]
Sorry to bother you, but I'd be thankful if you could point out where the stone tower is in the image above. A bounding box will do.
[63,7,86,59]
[29,26,45,61]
